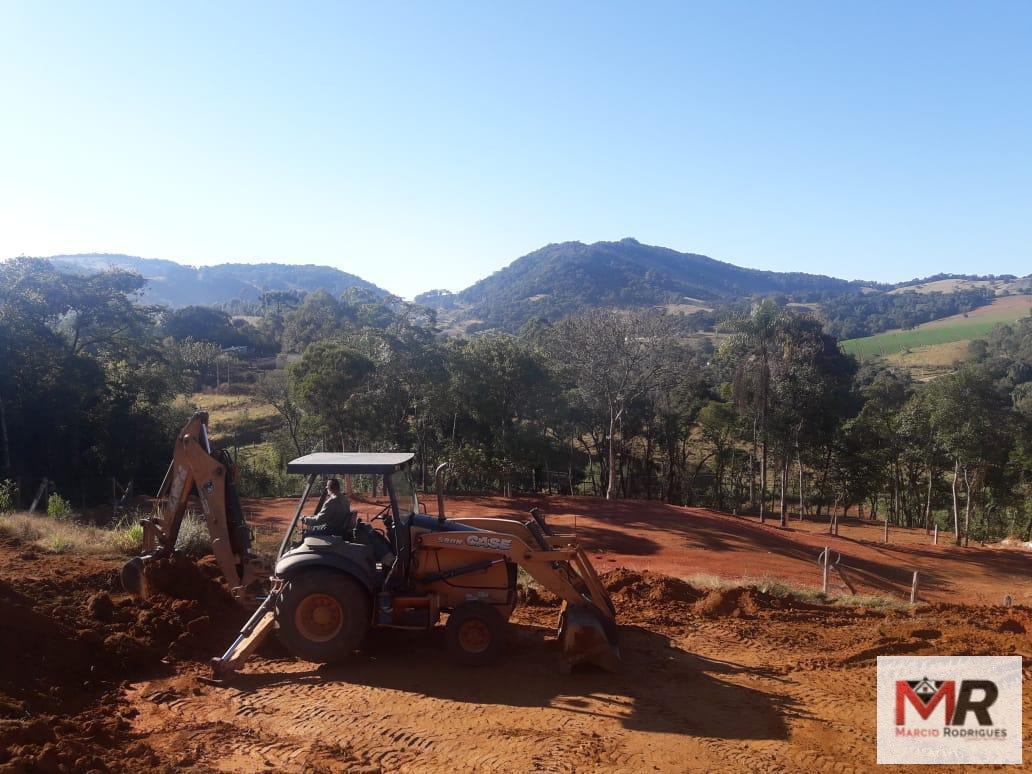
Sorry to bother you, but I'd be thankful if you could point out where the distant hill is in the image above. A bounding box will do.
[416,238,875,332]
[46,253,389,308]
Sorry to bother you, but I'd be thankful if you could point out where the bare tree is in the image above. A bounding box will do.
[257,369,307,456]
[549,309,678,500]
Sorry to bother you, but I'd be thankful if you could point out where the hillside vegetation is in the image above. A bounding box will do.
[3,255,1030,550]
[49,253,389,308]
[416,238,870,331]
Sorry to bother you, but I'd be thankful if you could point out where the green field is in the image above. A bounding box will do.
[841,296,1031,360]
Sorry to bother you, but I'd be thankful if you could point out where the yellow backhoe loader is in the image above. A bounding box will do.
[123,413,619,678]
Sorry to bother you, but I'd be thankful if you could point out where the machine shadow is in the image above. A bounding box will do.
[233,622,794,742]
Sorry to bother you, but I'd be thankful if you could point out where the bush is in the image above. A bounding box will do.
[175,512,212,557]
[47,493,76,522]
[108,517,145,555]
[0,480,16,514]
[41,535,76,554]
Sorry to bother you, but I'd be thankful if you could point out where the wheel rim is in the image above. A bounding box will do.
[457,618,491,654]
[295,593,344,642]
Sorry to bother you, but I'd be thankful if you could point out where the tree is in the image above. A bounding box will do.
[257,369,308,456]
[926,368,1010,545]
[291,340,375,451]
[718,300,794,522]
[163,306,243,348]
[548,309,678,499]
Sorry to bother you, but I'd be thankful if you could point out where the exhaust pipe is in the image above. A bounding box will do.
[434,462,449,524]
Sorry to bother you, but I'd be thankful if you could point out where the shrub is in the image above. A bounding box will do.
[41,534,76,554]
[109,520,145,555]
[47,493,76,522]
[175,512,212,557]
[0,480,16,514]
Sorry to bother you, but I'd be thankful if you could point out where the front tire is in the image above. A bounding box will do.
[445,602,507,666]
[275,570,370,663]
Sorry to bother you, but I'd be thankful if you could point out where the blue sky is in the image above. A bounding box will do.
[1,2,1029,298]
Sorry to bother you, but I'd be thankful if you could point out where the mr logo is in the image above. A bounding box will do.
[877,656,1021,764]
[896,678,998,726]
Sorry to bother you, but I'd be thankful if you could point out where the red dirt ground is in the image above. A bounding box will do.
[2,495,1030,772]
[1,539,1029,773]
[243,494,1032,606]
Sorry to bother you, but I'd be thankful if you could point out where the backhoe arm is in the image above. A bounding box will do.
[123,412,268,606]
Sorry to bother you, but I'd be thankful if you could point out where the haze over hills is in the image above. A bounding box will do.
[47,253,389,308]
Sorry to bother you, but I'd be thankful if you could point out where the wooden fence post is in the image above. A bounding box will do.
[883,519,889,543]
[29,478,49,513]
[821,547,830,594]
[933,525,938,546]
[910,571,920,604]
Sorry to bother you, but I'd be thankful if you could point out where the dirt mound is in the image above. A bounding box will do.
[601,568,702,605]
[142,554,235,607]
[0,548,250,772]
[0,696,160,773]
[694,587,763,619]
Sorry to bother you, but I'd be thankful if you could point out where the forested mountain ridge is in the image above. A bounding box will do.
[415,238,877,331]
[46,253,389,308]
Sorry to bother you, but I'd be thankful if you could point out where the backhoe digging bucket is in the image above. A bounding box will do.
[120,556,147,598]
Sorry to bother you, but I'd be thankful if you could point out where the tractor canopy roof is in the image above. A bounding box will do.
[286,452,414,475]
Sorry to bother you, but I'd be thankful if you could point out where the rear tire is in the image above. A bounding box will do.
[445,602,507,666]
[275,570,370,663]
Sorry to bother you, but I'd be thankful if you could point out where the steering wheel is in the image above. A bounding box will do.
[370,503,392,523]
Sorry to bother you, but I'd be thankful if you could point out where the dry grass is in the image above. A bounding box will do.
[0,510,215,559]
[663,303,713,315]
[884,339,972,369]
[684,572,826,603]
[0,512,135,556]
[684,573,913,609]
[188,391,280,442]
[889,278,1032,295]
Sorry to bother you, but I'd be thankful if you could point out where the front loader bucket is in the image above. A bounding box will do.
[558,547,619,671]
[558,603,620,673]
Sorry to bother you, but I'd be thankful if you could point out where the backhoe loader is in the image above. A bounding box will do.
[123,412,619,677]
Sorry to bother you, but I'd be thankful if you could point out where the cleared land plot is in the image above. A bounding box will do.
[841,294,1031,359]
[2,533,1029,772]
[246,494,1032,607]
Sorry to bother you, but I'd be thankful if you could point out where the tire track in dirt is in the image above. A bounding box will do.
[121,570,1031,773]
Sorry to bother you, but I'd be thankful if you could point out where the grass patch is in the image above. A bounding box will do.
[0,511,165,557]
[682,572,912,608]
[0,512,122,555]
[188,391,280,444]
[832,593,912,610]
[842,296,1031,360]
[684,573,827,603]
[40,534,77,554]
